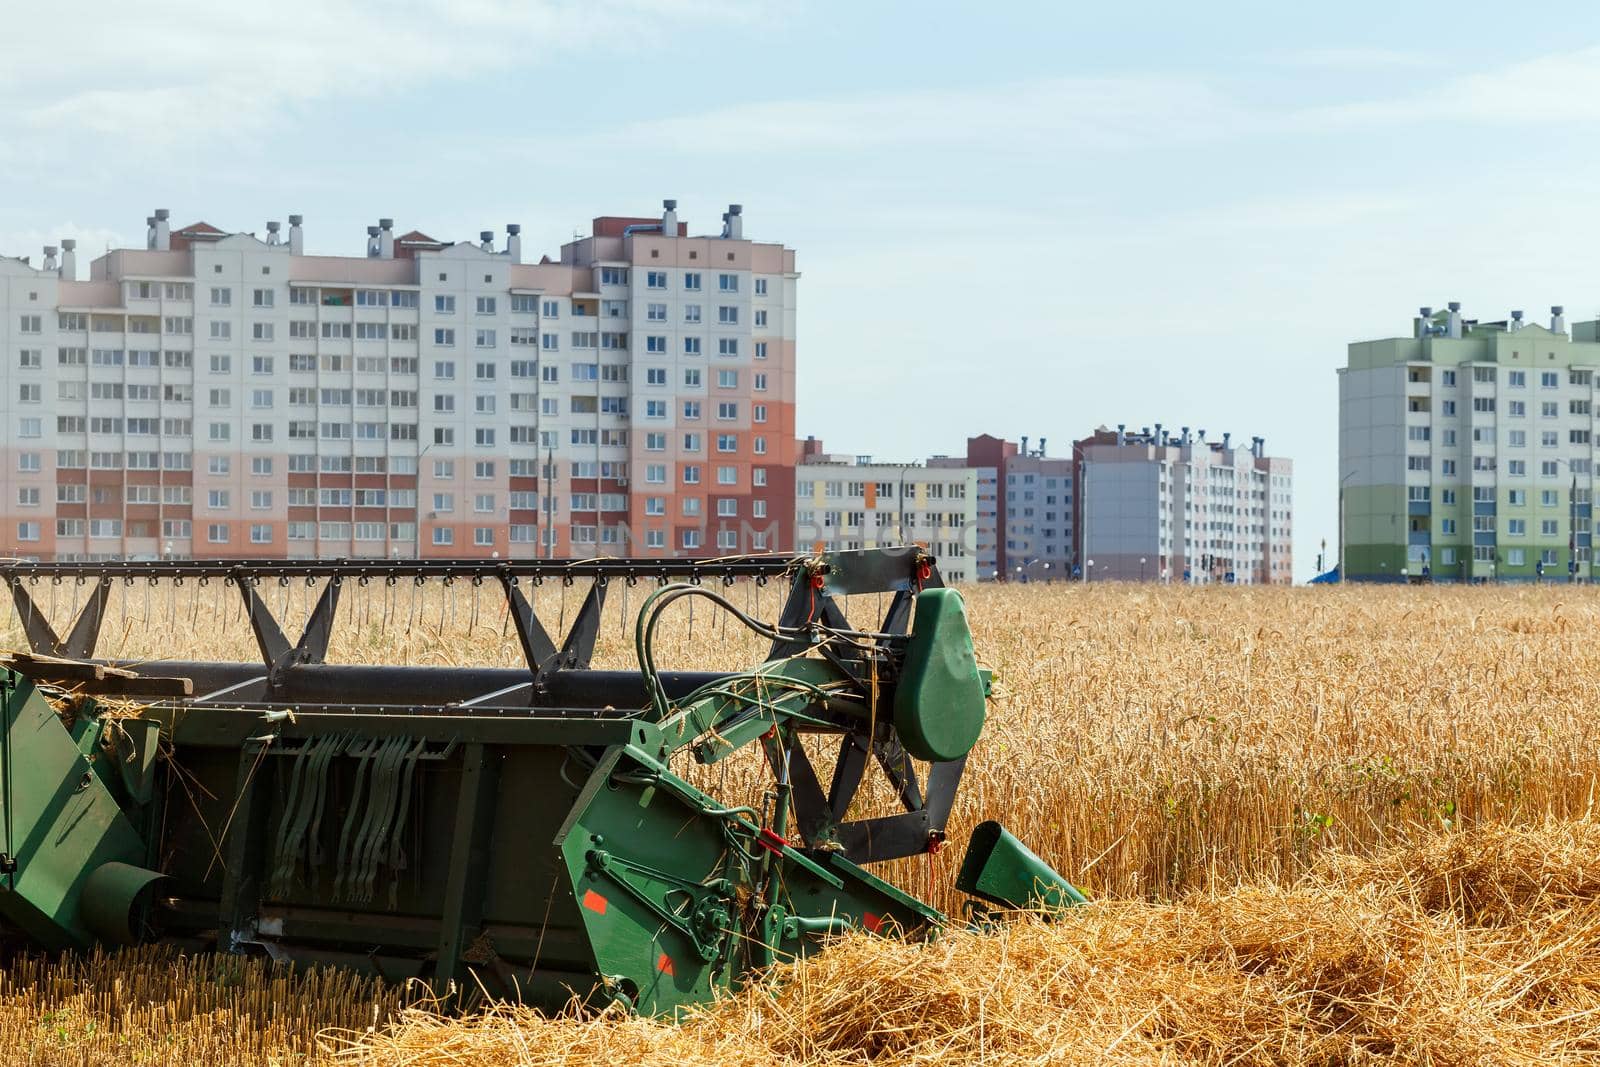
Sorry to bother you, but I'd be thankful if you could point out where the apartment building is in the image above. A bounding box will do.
[0,201,797,560]
[794,442,978,582]
[1075,425,1292,584]
[1341,302,1600,582]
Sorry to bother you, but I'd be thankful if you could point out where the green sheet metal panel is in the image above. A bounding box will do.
[893,589,987,763]
[0,673,151,948]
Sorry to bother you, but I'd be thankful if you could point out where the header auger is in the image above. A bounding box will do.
[0,548,1080,1014]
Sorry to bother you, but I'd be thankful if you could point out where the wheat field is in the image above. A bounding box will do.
[1,579,1599,1063]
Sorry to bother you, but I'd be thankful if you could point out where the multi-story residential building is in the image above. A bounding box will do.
[794,441,977,582]
[0,201,797,560]
[1341,302,1600,582]
[935,434,1074,580]
[927,452,999,576]
[1075,424,1292,583]
[999,442,1076,581]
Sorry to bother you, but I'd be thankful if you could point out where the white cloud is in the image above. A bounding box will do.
[1269,47,1441,70]
[0,1,782,147]
[1313,45,1600,126]
[587,75,1258,155]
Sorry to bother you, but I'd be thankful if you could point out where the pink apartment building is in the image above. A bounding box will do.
[0,201,798,560]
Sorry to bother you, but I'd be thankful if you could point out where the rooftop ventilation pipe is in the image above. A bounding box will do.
[1116,423,1126,446]
[1553,305,1567,333]
[480,230,495,254]
[1510,309,1523,331]
[662,199,678,236]
[1447,301,1463,339]
[506,224,522,264]
[379,219,395,258]
[721,203,744,239]
[152,209,170,251]
[59,239,75,280]
[265,221,281,246]
[366,226,381,258]
[288,215,304,255]
[41,246,57,272]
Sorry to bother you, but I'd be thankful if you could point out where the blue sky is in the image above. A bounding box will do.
[7,1,1600,577]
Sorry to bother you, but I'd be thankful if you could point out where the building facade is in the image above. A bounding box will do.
[794,444,978,583]
[1075,425,1292,584]
[0,201,797,560]
[1341,303,1599,582]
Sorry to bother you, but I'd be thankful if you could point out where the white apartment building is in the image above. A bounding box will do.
[0,202,798,560]
[1078,424,1292,584]
[794,446,978,582]
[1342,303,1600,581]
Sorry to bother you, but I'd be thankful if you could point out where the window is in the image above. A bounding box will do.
[646,271,667,289]
[647,303,667,322]
[717,402,738,420]
[601,267,629,286]
[646,336,667,354]
[1542,371,1560,388]
[435,328,456,346]
[719,273,739,292]
[432,528,454,546]
[435,295,456,314]
[682,464,701,485]
[476,329,496,347]
[718,306,739,324]
[754,403,768,423]
[754,310,767,327]
[719,339,738,356]
[1508,371,1526,388]
[718,369,738,388]
[475,296,497,315]
[683,304,701,323]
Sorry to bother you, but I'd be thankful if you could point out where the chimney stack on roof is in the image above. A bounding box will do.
[662,198,678,236]
[153,209,170,251]
[59,239,75,281]
[288,215,304,255]
[265,221,281,246]
[379,219,395,259]
[41,246,57,272]
[506,223,522,264]
[1553,305,1567,334]
[366,225,381,258]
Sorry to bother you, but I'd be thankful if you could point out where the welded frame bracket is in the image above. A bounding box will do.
[543,580,607,678]
[499,577,559,676]
[7,576,112,659]
[238,578,343,687]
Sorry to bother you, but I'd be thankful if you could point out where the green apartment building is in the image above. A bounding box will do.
[1340,303,1600,582]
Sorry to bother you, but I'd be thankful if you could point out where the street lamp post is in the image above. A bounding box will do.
[1339,469,1358,583]
[1085,558,1095,583]
[1139,556,1147,581]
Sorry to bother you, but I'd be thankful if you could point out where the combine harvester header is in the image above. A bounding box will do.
[0,549,1079,1013]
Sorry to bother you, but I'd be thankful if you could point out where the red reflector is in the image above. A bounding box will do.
[657,953,675,976]
[863,912,884,933]
[756,827,788,855]
[582,888,608,915]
